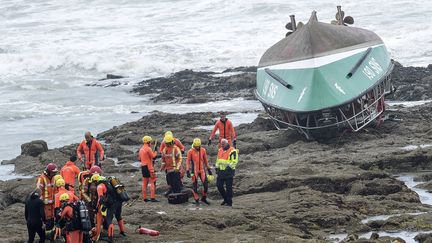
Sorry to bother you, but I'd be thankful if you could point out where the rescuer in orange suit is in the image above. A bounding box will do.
[60,155,81,192]
[76,131,104,170]
[36,163,58,235]
[186,138,212,205]
[161,134,183,194]
[54,178,79,240]
[78,165,102,229]
[58,193,83,243]
[139,135,159,202]
[159,131,185,154]
[92,174,126,242]
[208,112,237,148]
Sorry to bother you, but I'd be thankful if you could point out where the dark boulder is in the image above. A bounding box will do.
[21,140,48,157]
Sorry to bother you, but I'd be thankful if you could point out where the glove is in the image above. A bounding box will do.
[100,205,107,217]
[233,140,237,148]
[208,139,212,146]
[186,170,191,178]
[182,150,185,155]
[150,172,156,179]
[207,168,213,175]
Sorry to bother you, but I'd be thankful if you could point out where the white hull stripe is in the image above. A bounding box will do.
[259,44,384,70]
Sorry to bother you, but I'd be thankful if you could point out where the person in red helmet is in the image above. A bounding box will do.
[139,136,158,202]
[77,132,104,170]
[89,165,102,175]
[78,165,102,229]
[208,112,237,148]
[78,165,102,202]
[186,138,212,205]
[36,163,58,237]
[60,155,81,192]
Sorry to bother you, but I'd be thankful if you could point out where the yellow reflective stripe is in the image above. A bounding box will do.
[40,176,51,204]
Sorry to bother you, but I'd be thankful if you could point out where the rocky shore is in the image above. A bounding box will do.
[1,63,432,242]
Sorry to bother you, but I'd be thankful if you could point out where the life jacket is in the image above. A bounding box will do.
[216,147,239,171]
[78,171,91,200]
[36,173,55,205]
[162,145,182,171]
[60,201,91,232]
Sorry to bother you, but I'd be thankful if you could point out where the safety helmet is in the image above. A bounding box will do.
[192,138,201,147]
[59,193,70,202]
[55,178,66,187]
[90,173,102,183]
[142,136,152,143]
[89,165,102,175]
[164,134,174,143]
[164,131,173,137]
[46,163,58,173]
[207,175,215,183]
[53,174,63,183]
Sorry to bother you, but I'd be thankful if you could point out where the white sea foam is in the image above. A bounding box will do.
[401,144,432,151]
[1,0,431,175]
[387,100,432,108]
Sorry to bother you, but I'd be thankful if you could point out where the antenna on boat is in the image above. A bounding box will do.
[336,6,344,25]
[290,15,297,31]
[333,6,354,26]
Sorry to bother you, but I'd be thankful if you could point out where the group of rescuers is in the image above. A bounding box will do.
[25,112,239,243]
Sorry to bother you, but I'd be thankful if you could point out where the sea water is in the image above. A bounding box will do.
[1,0,431,175]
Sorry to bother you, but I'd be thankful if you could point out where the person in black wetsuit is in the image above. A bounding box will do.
[25,189,46,243]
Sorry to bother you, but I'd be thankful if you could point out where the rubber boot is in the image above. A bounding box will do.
[107,224,114,243]
[118,219,127,237]
[150,198,159,202]
[201,196,210,205]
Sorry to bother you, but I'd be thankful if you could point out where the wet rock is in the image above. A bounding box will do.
[12,147,71,175]
[105,143,134,158]
[20,140,48,157]
[349,178,403,196]
[0,178,35,208]
[132,67,256,103]
[370,232,379,240]
[415,232,432,243]
[99,74,126,80]
[342,233,358,242]
[389,62,432,101]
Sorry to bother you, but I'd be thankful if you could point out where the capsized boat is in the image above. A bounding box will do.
[255,6,394,139]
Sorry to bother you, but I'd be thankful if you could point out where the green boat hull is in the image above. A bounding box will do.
[256,44,392,113]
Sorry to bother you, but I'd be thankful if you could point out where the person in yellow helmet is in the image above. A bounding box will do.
[92,174,126,242]
[139,135,159,202]
[161,134,183,194]
[58,193,83,243]
[160,131,185,154]
[186,138,212,205]
[54,178,78,240]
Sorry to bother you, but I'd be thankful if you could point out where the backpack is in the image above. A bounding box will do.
[99,177,130,204]
[107,176,130,202]
[61,201,91,231]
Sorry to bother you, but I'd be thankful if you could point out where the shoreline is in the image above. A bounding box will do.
[1,63,432,242]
